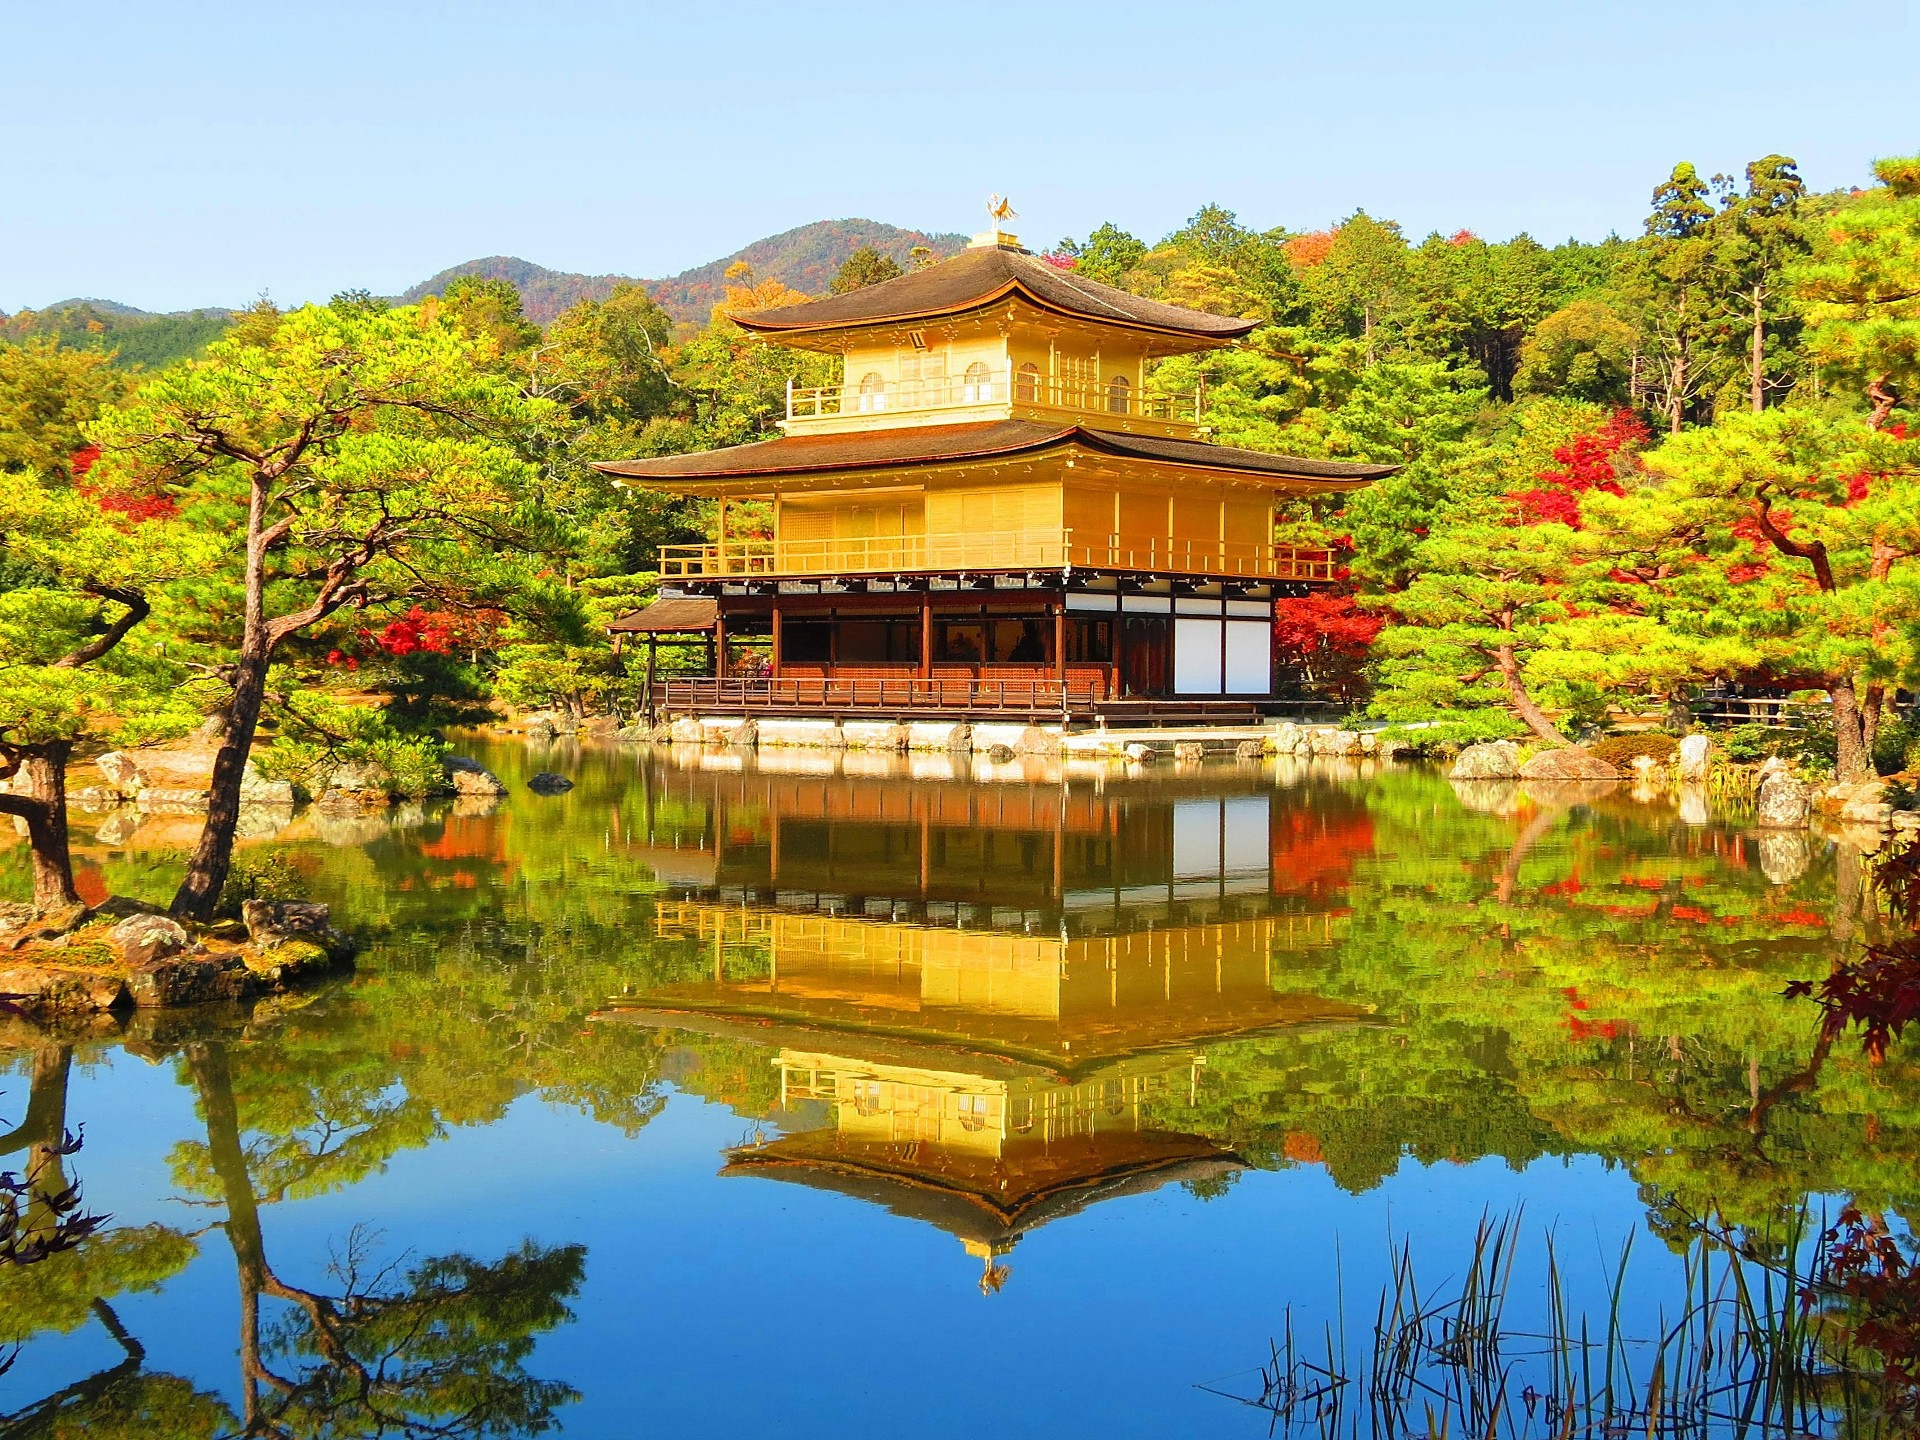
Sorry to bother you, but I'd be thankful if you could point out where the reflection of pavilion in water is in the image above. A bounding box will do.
[604,761,1373,1286]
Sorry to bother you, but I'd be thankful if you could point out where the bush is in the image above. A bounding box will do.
[1872,717,1917,777]
[253,691,449,800]
[215,852,309,920]
[1723,720,1835,774]
[1589,732,1678,767]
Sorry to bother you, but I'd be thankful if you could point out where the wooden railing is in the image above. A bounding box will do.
[658,530,1338,582]
[786,370,1202,425]
[659,675,1107,716]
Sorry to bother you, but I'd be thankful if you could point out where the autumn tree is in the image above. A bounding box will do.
[1367,409,1700,743]
[1642,410,1920,780]
[89,300,562,921]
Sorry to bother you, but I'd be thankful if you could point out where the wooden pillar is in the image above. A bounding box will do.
[919,595,933,679]
[1114,594,1128,698]
[770,602,783,679]
[645,637,658,718]
[712,614,726,678]
[1053,604,1067,683]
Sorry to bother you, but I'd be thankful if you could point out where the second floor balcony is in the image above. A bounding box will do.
[783,367,1205,439]
[657,529,1336,584]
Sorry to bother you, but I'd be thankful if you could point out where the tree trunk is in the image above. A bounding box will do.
[1830,677,1872,783]
[1495,645,1568,747]
[171,650,269,922]
[1867,376,1898,430]
[173,470,283,922]
[1749,283,1766,413]
[0,742,81,912]
[1862,683,1885,759]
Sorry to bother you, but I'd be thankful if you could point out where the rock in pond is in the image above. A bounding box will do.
[527,772,575,794]
[1519,747,1621,782]
[1755,773,1812,829]
[1450,741,1522,780]
[443,755,508,796]
[1677,733,1712,781]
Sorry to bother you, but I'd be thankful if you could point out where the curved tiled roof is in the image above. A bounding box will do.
[593,420,1397,486]
[733,245,1257,343]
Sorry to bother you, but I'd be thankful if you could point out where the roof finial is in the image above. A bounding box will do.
[971,196,1022,251]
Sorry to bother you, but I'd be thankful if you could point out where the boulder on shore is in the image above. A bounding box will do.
[1519,747,1621,783]
[108,913,190,968]
[1450,741,1522,780]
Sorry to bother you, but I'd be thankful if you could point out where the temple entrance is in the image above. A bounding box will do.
[1120,616,1170,698]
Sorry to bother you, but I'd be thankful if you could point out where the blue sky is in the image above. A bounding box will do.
[4,0,1914,313]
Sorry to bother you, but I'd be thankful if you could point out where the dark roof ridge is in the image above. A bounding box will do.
[733,245,1254,342]
[591,418,1397,485]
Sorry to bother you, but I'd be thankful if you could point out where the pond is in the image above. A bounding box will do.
[0,740,1910,1437]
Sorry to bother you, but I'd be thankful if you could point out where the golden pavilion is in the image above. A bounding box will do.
[597,209,1394,723]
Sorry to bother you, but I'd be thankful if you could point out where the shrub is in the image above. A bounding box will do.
[1589,732,1678,767]
[253,691,449,800]
[216,852,309,919]
[1872,717,1917,777]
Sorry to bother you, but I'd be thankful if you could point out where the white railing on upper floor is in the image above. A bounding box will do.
[785,369,1203,425]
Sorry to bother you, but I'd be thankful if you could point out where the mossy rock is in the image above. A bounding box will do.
[242,937,342,985]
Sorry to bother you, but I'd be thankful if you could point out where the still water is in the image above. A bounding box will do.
[0,741,1908,1436]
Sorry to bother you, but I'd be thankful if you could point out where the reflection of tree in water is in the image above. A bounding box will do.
[0,1042,220,1437]
[183,1040,586,1438]
[0,1034,585,1439]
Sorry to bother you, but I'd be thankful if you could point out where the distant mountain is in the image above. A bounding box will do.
[402,219,968,326]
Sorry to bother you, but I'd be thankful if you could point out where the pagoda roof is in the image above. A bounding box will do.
[593,419,1397,488]
[605,596,719,634]
[720,1129,1243,1246]
[732,244,1257,345]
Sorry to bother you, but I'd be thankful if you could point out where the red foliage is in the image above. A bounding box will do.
[69,444,101,478]
[1505,411,1641,531]
[1282,1131,1325,1165]
[1811,1208,1920,1414]
[1539,871,1584,897]
[1786,842,1920,1060]
[1038,252,1078,271]
[1273,592,1383,655]
[1268,807,1376,898]
[354,606,457,658]
[1447,229,1478,247]
[1670,904,1714,923]
[1283,231,1336,268]
[1768,909,1828,929]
